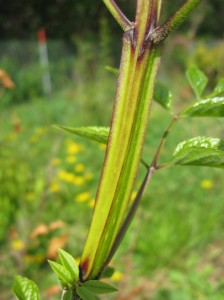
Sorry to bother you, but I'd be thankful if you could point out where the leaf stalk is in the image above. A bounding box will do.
[148,0,203,44]
[102,0,133,31]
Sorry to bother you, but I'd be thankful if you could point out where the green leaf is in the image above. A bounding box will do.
[82,280,118,294]
[181,97,224,117]
[153,82,173,110]
[100,266,115,279]
[55,125,109,144]
[170,137,224,168]
[58,249,79,281]
[186,66,208,98]
[105,65,119,76]
[212,78,224,96]
[55,124,147,170]
[13,276,40,300]
[76,286,99,300]
[48,260,74,285]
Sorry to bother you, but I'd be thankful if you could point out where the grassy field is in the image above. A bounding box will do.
[1,42,224,299]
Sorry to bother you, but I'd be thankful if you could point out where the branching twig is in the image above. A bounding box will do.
[151,115,179,168]
[147,0,203,44]
[103,0,134,31]
[97,114,180,276]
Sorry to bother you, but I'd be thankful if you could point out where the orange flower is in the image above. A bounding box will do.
[49,220,66,231]
[46,285,61,296]
[47,233,68,259]
[30,224,49,239]
[0,69,15,88]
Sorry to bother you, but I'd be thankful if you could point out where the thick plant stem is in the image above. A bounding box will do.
[98,165,156,277]
[95,45,161,279]
[80,0,162,280]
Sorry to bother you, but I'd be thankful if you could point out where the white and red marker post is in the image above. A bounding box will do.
[38,28,52,97]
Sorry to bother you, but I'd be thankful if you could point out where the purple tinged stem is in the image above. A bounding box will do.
[148,0,203,44]
[103,0,133,31]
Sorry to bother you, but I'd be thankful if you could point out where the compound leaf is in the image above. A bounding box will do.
[48,260,74,285]
[13,276,40,300]
[82,280,118,294]
[55,125,109,144]
[76,286,99,300]
[170,136,224,168]
[100,266,115,279]
[153,82,173,110]
[186,66,208,98]
[181,97,224,117]
[212,78,224,96]
[58,249,79,281]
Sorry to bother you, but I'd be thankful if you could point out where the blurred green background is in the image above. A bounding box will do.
[0,1,224,299]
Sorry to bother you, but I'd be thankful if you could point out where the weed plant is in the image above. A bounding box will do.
[0,1,224,299]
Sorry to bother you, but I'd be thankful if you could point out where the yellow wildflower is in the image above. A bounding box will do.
[50,181,60,193]
[75,163,85,173]
[72,176,85,186]
[111,271,123,282]
[11,239,25,251]
[201,179,214,190]
[58,171,75,183]
[57,170,67,179]
[75,192,91,202]
[65,173,76,183]
[67,142,81,155]
[66,156,77,163]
